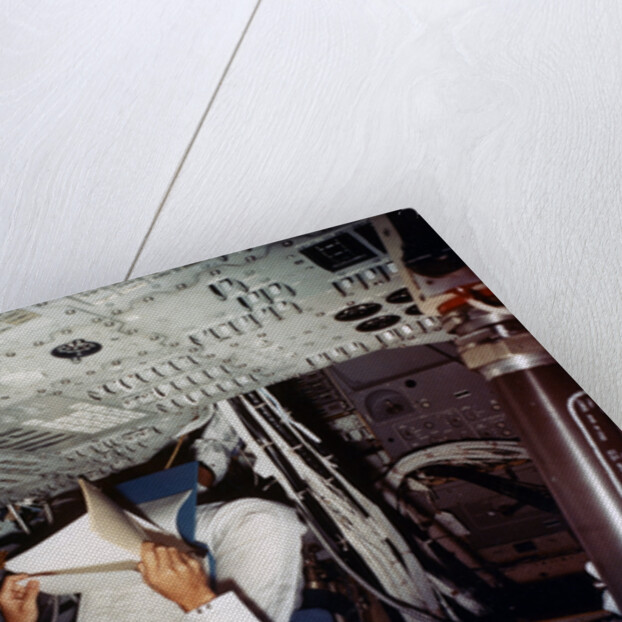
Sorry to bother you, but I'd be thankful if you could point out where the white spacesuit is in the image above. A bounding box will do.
[182,407,307,622]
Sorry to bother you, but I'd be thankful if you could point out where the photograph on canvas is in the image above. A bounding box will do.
[0,210,620,622]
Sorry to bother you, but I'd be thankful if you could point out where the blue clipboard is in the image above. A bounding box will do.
[115,461,216,579]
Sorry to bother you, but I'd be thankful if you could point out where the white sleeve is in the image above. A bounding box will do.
[192,405,241,485]
[183,592,261,621]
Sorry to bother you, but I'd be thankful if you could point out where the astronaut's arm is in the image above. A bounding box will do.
[138,543,259,622]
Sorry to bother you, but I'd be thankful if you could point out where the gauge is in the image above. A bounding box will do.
[335,303,382,322]
[355,315,401,332]
[404,304,422,316]
[385,288,413,304]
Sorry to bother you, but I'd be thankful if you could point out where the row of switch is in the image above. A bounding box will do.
[193,302,303,342]
[305,342,369,368]
[61,427,162,469]
[237,283,296,309]
[118,368,250,409]
[396,414,515,444]
[373,318,442,346]
[209,278,249,299]
[153,374,258,412]
[208,279,296,305]
[88,355,204,399]
[332,262,397,296]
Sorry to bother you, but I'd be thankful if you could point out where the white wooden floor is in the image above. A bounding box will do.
[1,1,621,422]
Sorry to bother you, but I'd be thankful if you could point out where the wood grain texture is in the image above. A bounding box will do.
[131,0,622,422]
[0,0,257,311]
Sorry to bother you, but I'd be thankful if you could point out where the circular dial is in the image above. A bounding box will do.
[51,339,103,360]
[385,288,413,304]
[335,303,382,322]
[355,315,402,332]
[405,304,423,316]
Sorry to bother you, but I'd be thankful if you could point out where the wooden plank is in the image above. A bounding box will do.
[132,0,622,422]
[0,0,257,311]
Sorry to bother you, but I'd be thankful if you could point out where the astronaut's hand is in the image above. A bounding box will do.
[138,542,216,613]
[0,574,39,622]
[198,465,215,489]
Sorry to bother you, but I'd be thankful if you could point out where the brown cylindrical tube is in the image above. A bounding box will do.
[490,363,622,610]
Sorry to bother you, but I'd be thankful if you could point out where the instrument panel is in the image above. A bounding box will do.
[0,217,448,503]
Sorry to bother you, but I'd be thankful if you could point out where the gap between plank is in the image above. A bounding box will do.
[125,0,264,281]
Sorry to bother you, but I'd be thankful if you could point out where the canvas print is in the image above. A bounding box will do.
[0,210,620,622]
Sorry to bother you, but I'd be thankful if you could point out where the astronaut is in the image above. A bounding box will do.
[0,406,307,622]
[133,495,306,622]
